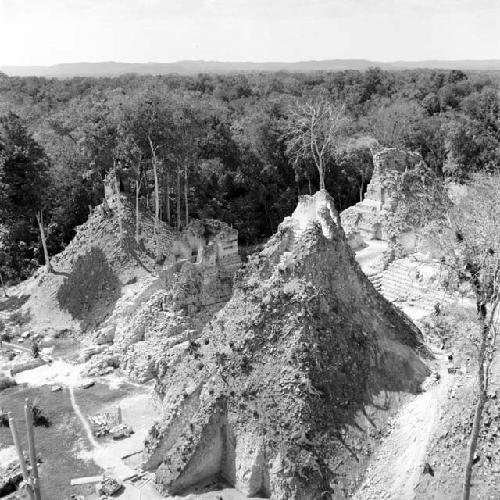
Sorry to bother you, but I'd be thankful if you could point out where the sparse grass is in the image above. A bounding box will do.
[73,381,138,418]
[0,384,101,499]
[0,295,29,313]
[7,309,30,327]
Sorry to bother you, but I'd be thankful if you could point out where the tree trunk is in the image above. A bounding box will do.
[184,159,189,227]
[135,179,140,244]
[36,211,53,273]
[166,169,171,226]
[113,164,124,243]
[462,298,499,500]
[176,163,181,231]
[0,272,7,297]
[153,158,160,232]
[148,137,160,234]
[318,159,325,191]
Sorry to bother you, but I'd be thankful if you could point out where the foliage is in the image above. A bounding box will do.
[438,174,500,305]
[0,113,53,277]
[0,68,498,281]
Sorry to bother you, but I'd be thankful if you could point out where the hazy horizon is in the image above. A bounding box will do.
[3,57,500,67]
[1,0,499,67]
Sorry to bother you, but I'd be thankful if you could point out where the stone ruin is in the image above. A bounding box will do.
[142,189,429,499]
[341,147,425,249]
[86,218,242,382]
[160,219,241,310]
[78,172,243,381]
[171,219,240,273]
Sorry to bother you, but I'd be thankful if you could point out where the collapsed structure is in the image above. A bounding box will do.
[70,172,242,381]
[106,218,242,382]
[341,147,425,249]
[142,190,429,499]
[13,169,241,382]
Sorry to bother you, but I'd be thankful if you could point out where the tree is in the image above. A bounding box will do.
[284,97,347,191]
[364,98,424,148]
[170,94,209,229]
[446,176,500,500]
[121,90,173,236]
[335,137,376,202]
[427,174,500,500]
[114,131,143,243]
[0,113,53,273]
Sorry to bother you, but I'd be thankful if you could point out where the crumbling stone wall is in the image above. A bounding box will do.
[92,219,242,382]
[341,147,425,248]
[364,148,422,209]
[169,219,240,270]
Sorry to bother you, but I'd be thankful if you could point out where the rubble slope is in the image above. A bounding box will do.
[143,190,430,499]
[12,185,174,335]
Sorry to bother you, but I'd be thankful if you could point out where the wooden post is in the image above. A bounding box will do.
[8,413,35,500]
[117,405,122,424]
[24,400,42,500]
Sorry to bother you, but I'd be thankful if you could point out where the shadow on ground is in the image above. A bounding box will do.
[56,247,122,331]
[0,294,29,312]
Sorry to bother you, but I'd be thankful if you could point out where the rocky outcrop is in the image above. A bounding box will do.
[341,148,425,247]
[143,190,430,499]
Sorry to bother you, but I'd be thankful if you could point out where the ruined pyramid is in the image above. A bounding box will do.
[143,190,429,499]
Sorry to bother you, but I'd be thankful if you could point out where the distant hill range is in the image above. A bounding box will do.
[2,59,500,78]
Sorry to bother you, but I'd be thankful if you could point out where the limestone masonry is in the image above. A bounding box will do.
[341,147,425,248]
[142,190,429,499]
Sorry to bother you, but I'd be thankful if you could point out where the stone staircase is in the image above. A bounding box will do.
[368,258,455,313]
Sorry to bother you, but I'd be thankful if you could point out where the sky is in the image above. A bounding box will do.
[0,0,499,66]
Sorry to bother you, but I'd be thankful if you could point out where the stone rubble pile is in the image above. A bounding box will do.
[142,190,430,499]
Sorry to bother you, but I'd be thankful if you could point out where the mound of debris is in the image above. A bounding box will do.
[8,170,175,334]
[9,169,240,337]
[142,190,430,499]
[79,213,242,381]
[341,147,425,249]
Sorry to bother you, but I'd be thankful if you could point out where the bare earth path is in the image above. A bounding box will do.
[2,341,31,353]
[353,349,450,500]
[69,380,165,499]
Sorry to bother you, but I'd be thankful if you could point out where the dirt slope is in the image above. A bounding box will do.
[142,190,430,499]
[8,189,174,336]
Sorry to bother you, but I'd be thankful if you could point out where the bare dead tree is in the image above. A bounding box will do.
[285,97,347,191]
[111,161,124,244]
[453,177,500,500]
[184,158,189,227]
[147,136,161,233]
[35,210,53,273]
[135,178,141,244]
[176,163,181,231]
[427,174,500,500]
